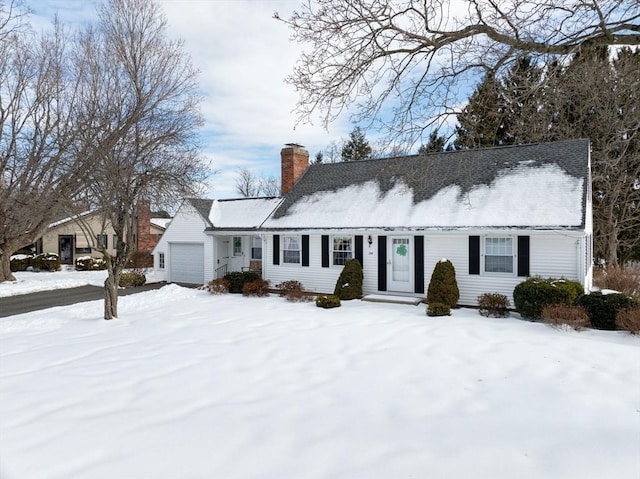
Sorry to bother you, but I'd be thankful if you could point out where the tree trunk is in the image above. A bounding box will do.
[104,274,119,320]
[0,253,16,283]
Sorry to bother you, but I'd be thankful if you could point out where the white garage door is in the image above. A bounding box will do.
[170,243,204,284]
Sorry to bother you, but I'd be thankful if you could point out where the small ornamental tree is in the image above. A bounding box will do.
[334,258,363,300]
[426,259,459,308]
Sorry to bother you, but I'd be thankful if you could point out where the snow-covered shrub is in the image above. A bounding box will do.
[201,278,230,295]
[224,271,260,293]
[513,277,584,319]
[119,271,146,288]
[242,279,270,297]
[334,259,363,300]
[426,302,451,317]
[426,259,459,308]
[31,253,60,272]
[316,294,341,309]
[278,280,313,302]
[10,254,32,272]
[477,293,510,318]
[75,256,107,271]
[615,308,640,335]
[541,304,590,331]
[577,292,640,330]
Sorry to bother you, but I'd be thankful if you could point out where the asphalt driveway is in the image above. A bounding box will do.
[0,282,167,318]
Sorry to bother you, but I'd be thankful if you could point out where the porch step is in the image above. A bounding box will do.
[361,294,423,305]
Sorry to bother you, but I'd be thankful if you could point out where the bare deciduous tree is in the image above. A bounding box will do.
[0,14,86,282]
[276,0,640,144]
[235,168,281,197]
[73,0,205,319]
[235,167,261,197]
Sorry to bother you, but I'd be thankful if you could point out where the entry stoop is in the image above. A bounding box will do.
[361,294,423,305]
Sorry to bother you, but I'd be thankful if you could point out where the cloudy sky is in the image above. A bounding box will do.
[32,0,353,199]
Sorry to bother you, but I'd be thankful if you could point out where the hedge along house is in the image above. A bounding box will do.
[260,139,593,306]
[152,197,282,284]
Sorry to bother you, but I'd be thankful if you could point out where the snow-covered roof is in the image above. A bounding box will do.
[263,139,590,230]
[48,210,95,229]
[151,218,171,229]
[204,197,282,231]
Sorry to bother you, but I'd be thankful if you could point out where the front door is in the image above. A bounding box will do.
[388,236,413,293]
[58,235,74,265]
[229,236,245,272]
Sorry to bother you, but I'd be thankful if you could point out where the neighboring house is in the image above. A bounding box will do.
[35,201,168,265]
[153,139,593,305]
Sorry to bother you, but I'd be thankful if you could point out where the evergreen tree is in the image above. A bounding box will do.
[454,74,507,149]
[341,126,372,161]
[418,131,449,153]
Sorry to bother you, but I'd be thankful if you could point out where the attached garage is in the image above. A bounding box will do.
[169,242,204,284]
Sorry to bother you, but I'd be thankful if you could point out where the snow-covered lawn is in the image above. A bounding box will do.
[1,281,639,478]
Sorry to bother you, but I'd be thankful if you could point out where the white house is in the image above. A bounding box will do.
[153,139,593,305]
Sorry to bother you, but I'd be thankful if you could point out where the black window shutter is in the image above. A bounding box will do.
[517,236,530,277]
[355,235,363,266]
[273,234,280,265]
[414,236,424,294]
[321,235,330,268]
[302,235,310,267]
[469,236,480,275]
[378,236,387,291]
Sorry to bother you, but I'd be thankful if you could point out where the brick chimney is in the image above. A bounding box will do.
[136,200,154,252]
[281,143,309,194]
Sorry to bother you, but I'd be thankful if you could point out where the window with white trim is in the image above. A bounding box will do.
[484,237,514,273]
[282,236,301,264]
[159,252,165,269]
[332,236,353,266]
[251,236,262,260]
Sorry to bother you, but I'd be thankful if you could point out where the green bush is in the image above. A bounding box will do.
[577,292,640,331]
[427,259,459,308]
[242,279,270,297]
[316,294,341,309]
[513,277,584,319]
[31,253,60,272]
[427,302,451,317]
[10,254,32,272]
[119,271,146,288]
[477,293,510,318]
[75,256,107,271]
[334,258,363,300]
[224,271,261,293]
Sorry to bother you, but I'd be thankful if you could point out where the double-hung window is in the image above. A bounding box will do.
[251,236,262,260]
[282,236,301,264]
[484,237,514,273]
[159,252,165,269]
[332,236,353,266]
